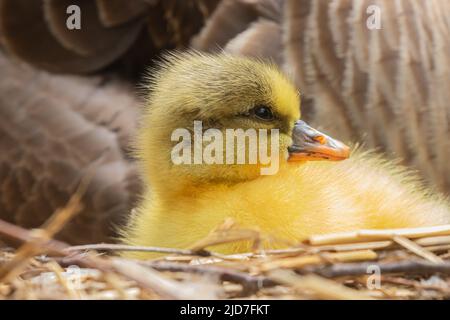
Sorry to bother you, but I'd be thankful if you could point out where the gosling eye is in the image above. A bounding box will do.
[252,105,274,121]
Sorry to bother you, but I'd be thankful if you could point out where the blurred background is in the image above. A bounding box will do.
[0,0,449,245]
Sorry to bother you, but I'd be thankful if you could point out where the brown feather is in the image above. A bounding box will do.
[191,0,259,51]
[224,19,283,65]
[0,53,141,245]
[95,0,150,27]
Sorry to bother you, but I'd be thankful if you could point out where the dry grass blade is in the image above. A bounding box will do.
[310,240,393,252]
[415,235,450,246]
[308,224,450,245]
[46,261,82,299]
[260,249,377,271]
[110,258,220,300]
[189,218,262,251]
[426,244,450,252]
[139,261,277,295]
[65,244,209,256]
[393,236,444,264]
[268,270,374,300]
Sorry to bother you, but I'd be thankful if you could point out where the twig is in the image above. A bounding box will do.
[381,276,450,294]
[65,243,211,257]
[38,255,277,296]
[137,260,278,295]
[304,260,450,278]
[110,258,219,300]
[268,270,374,300]
[309,241,393,253]
[0,219,68,253]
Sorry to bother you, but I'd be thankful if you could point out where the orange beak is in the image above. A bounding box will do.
[288,120,350,162]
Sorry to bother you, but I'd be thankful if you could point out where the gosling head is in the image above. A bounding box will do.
[137,51,349,192]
